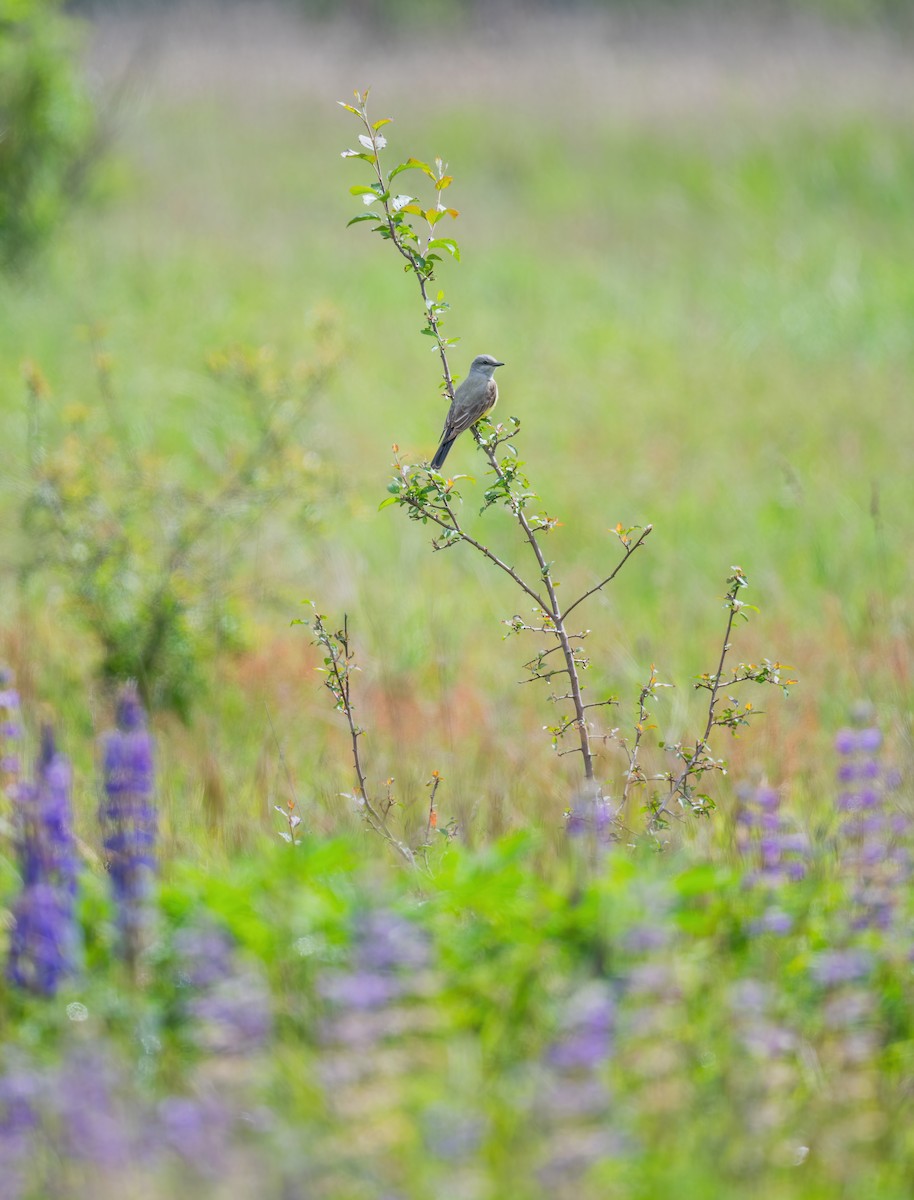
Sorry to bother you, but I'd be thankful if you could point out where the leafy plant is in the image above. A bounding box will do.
[18,341,333,719]
[338,90,796,836]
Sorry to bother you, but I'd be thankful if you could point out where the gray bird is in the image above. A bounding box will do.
[431,354,505,471]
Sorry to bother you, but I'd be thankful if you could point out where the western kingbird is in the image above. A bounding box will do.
[431,354,505,471]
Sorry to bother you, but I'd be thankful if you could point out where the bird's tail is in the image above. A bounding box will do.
[431,437,456,472]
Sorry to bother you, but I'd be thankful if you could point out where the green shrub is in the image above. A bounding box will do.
[0,0,95,269]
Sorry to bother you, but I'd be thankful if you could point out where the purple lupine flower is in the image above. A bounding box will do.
[833,722,908,935]
[0,1059,42,1200]
[318,969,404,1012]
[727,978,802,1160]
[6,728,79,995]
[736,784,808,936]
[99,683,156,965]
[355,910,432,972]
[50,1043,139,1170]
[809,949,872,987]
[173,921,237,990]
[316,906,439,1161]
[17,727,78,894]
[535,981,619,1186]
[318,908,431,1020]
[157,1093,234,1176]
[174,920,272,1055]
[0,669,22,784]
[565,789,614,844]
[6,884,78,996]
[737,785,807,889]
[807,938,881,1158]
[189,971,273,1055]
[545,982,615,1072]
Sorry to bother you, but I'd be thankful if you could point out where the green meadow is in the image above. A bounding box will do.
[3,10,911,850]
[1,10,914,1194]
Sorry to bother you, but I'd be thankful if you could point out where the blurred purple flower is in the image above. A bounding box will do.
[174,921,237,990]
[737,784,807,903]
[546,983,615,1072]
[157,1093,233,1175]
[624,923,670,954]
[6,884,79,996]
[354,910,431,973]
[1,667,23,793]
[729,979,771,1014]
[857,728,883,752]
[809,949,872,986]
[835,727,883,755]
[536,982,618,1186]
[0,1064,40,1140]
[18,727,78,893]
[6,728,79,995]
[0,1061,41,1197]
[750,907,793,936]
[834,719,908,935]
[319,908,431,1021]
[566,792,614,843]
[188,971,273,1054]
[174,921,272,1055]
[50,1044,138,1170]
[755,787,779,811]
[99,684,156,964]
[318,968,403,1012]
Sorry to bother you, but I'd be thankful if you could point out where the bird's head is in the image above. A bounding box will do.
[469,354,505,378]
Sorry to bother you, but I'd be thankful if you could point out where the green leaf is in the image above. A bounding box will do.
[378,496,399,510]
[372,117,392,130]
[337,102,361,115]
[429,237,460,261]
[389,157,435,181]
[349,184,378,196]
[346,214,379,227]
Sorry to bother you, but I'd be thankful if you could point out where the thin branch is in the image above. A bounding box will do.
[666,574,744,806]
[313,612,416,867]
[562,526,654,621]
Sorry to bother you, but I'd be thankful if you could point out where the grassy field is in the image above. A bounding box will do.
[1,9,913,1192]
[2,7,911,850]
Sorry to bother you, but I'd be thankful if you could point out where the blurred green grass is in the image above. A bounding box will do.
[1,12,912,857]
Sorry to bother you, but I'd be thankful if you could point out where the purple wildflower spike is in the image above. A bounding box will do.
[0,668,21,785]
[6,727,79,996]
[100,683,156,967]
[834,720,908,935]
[737,784,807,935]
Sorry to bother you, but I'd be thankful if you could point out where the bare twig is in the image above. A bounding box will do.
[311,611,416,867]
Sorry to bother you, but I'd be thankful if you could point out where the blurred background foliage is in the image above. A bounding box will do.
[67,0,914,32]
[0,0,97,268]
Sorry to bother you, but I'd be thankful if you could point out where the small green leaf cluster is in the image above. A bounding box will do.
[340,90,462,357]
[622,569,798,830]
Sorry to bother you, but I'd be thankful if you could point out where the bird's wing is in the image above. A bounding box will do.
[449,378,498,438]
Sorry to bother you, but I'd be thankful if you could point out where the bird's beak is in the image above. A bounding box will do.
[495,360,505,367]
